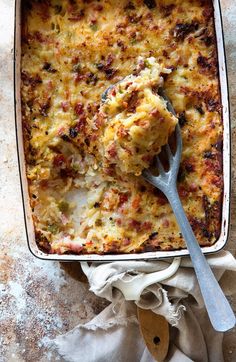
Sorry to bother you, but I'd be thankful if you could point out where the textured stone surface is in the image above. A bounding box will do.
[0,1,235,361]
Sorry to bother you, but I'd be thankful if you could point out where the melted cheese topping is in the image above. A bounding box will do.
[21,0,223,255]
[100,57,178,175]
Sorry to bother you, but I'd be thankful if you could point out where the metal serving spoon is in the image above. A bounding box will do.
[102,86,235,332]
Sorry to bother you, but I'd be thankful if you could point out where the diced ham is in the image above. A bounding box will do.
[119,193,129,206]
[129,219,141,232]
[123,238,131,246]
[107,143,117,158]
[132,196,141,209]
[61,101,69,112]
[53,154,66,168]
[74,102,84,115]
[142,221,152,231]
[162,219,169,228]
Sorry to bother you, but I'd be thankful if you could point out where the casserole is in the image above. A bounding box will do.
[14,0,231,261]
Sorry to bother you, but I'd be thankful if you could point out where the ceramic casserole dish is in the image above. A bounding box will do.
[14,0,231,261]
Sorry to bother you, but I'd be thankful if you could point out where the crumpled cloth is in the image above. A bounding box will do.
[53,251,236,362]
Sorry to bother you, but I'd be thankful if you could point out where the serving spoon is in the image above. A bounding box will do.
[102,85,235,332]
[142,90,235,332]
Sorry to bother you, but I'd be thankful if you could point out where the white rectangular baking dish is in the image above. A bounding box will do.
[14,0,231,262]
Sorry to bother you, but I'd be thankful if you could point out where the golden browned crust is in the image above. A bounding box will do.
[21,0,223,255]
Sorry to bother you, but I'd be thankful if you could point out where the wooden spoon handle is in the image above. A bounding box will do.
[137,307,169,362]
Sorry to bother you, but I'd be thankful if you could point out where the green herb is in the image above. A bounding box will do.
[72,63,81,73]
[95,219,103,226]
[90,24,98,31]
[48,224,59,234]
[144,59,151,68]
[72,163,80,171]
[130,38,137,45]
[58,201,69,213]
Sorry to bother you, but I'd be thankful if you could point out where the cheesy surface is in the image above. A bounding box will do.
[21,0,223,255]
[100,57,178,175]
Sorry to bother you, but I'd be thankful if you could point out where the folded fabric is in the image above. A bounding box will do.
[53,251,236,362]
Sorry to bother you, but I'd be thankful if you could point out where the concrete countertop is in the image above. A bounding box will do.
[0,1,235,361]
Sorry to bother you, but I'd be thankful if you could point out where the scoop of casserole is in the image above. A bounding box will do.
[100,58,178,175]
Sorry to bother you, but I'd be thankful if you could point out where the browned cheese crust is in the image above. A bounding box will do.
[21,0,223,255]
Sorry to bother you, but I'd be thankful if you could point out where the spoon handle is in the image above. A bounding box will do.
[165,185,235,332]
[138,307,169,362]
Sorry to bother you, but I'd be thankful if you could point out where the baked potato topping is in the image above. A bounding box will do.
[21,0,223,255]
[101,57,178,175]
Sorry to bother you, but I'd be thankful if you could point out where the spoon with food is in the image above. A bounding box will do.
[100,57,235,332]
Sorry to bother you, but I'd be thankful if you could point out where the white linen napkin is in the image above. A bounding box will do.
[53,251,236,362]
